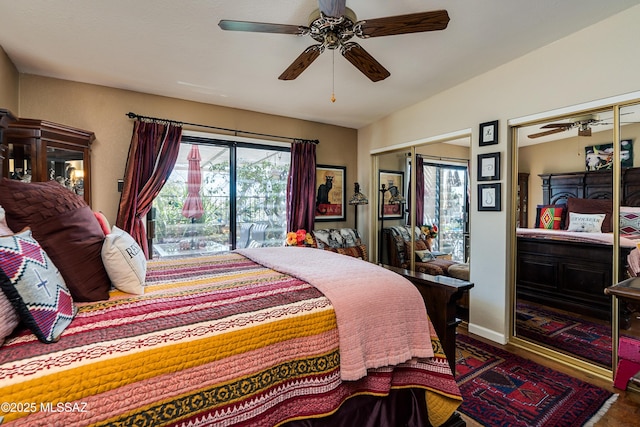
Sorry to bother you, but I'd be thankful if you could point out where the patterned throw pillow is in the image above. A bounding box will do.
[323,244,368,261]
[102,226,147,295]
[0,229,77,343]
[536,205,564,230]
[620,207,640,236]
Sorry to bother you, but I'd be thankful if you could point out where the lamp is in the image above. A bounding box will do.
[348,182,368,230]
[379,183,405,263]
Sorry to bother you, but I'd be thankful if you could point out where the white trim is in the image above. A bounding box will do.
[509,90,640,126]
[369,128,472,155]
[182,129,291,148]
[467,323,508,345]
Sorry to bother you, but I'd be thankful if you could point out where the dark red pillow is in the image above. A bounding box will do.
[565,197,613,233]
[0,178,110,301]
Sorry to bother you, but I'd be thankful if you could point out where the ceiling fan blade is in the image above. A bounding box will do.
[278,45,324,80]
[341,42,390,82]
[317,0,346,18]
[528,128,567,139]
[357,10,450,38]
[540,123,574,129]
[219,20,307,35]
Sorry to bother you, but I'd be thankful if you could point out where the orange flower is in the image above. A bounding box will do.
[286,231,298,246]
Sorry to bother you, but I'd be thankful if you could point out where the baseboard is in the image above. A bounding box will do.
[466,322,507,345]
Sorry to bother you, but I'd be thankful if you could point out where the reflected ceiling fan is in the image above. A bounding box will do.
[218,0,450,82]
[527,113,635,139]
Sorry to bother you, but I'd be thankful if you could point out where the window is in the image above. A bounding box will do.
[423,163,468,262]
[152,136,290,257]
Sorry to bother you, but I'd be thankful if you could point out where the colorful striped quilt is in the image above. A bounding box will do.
[0,252,461,426]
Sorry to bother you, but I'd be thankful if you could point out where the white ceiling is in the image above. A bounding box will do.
[1,1,639,129]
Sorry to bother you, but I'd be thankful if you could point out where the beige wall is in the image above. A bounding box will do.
[0,46,19,113]
[10,74,357,229]
[358,5,640,343]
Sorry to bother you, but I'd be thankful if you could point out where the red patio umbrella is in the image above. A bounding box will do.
[181,144,204,220]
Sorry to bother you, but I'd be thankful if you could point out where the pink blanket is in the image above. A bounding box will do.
[236,247,433,381]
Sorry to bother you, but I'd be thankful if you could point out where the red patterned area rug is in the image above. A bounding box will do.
[456,334,617,427]
[515,302,611,366]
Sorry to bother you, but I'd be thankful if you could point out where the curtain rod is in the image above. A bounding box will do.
[406,152,468,162]
[125,112,319,144]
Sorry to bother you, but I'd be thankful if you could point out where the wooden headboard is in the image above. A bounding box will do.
[539,167,640,206]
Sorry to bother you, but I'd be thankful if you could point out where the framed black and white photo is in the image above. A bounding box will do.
[477,152,500,181]
[478,183,501,211]
[479,120,499,146]
[378,170,404,219]
[315,165,346,221]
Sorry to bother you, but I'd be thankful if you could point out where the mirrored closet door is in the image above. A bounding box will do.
[512,99,640,376]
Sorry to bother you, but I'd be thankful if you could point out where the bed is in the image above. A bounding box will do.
[0,179,463,427]
[516,168,640,320]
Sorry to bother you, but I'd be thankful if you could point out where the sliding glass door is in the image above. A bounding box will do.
[151,137,290,257]
[423,163,468,262]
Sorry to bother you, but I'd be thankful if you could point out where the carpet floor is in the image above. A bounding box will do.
[456,334,617,426]
[515,302,612,366]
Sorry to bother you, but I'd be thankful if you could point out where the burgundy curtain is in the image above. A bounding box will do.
[286,139,317,232]
[116,120,183,258]
[408,155,425,225]
[415,156,425,225]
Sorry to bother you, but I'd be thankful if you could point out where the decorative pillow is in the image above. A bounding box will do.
[312,228,361,249]
[0,205,13,236]
[94,211,111,236]
[535,205,565,230]
[565,197,613,232]
[566,212,606,233]
[325,245,368,261]
[0,291,20,346]
[621,207,640,236]
[415,249,436,262]
[102,226,146,295]
[0,179,111,301]
[0,229,77,343]
[404,239,429,256]
[323,244,368,261]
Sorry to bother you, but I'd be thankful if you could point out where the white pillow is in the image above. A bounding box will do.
[567,212,606,233]
[414,249,436,262]
[101,226,146,294]
[0,205,13,236]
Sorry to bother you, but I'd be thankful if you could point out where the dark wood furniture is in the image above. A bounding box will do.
[0,109,17,178]
[1,117,95,206]
[383,264,474,374]
[517,168,640,320]
[516,172,529,227]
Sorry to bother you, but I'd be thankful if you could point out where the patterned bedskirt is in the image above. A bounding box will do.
[0,253,461,426]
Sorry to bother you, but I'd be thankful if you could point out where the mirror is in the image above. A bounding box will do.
[373,136,471,318]
[616,101,640,351]
[513,101,640,373]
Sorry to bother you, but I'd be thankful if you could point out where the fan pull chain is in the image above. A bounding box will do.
[331,50,336,103]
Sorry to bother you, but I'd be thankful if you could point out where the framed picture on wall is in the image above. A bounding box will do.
[479,120,499,146]
[477,152,500,181]
[379,170,405,219]
[478,183,501,211]
[315,164,346,221]
[584,139,634,170]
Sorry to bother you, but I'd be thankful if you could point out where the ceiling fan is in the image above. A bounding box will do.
[527,113,638,139]
[218,0,450,82]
